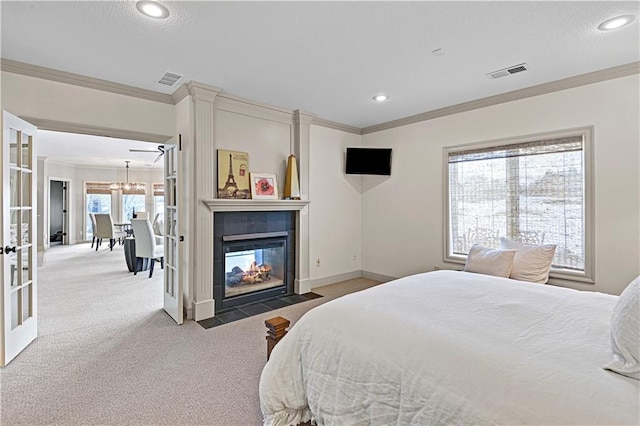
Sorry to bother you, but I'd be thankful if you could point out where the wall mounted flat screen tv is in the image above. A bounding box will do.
[345,147,392,175]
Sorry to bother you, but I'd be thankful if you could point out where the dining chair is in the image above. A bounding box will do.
[152,212,164,245]
[134,211,149,219]
[94,213,127,251]
[152,213,163,235]
[89,213,97,249]
[130,218,164,278]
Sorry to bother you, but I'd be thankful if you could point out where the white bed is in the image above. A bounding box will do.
[259,270,640,425]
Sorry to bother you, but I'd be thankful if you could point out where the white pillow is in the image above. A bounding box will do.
[604,276,640,380]
[499,237,557,283]
[464,244,516,278]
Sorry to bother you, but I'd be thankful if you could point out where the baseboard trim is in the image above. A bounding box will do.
[310,271,363,289]
[295,278,313,295]
[184,305,193,321]
[361,270,397,283]
[310,270,397,289]
[193,299,215,321]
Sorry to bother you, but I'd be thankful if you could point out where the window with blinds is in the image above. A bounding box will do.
[445,128,593,282]
[122,184,146,195]
[153,183,164,220]
[85,182,112,238]
[85,182,112,195]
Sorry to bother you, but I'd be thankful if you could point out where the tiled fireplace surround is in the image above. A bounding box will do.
[203,199,311,318]
[213,210,296,312]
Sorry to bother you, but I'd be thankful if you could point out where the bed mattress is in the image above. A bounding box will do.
[260,270,640,425]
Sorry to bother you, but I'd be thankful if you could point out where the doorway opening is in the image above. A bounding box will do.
[49,179,69,246]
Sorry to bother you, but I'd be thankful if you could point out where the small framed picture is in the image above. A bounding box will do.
[217,149,250,199]
[250,173,279,200]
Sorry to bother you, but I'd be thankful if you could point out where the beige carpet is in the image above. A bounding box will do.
[0,243,381,425]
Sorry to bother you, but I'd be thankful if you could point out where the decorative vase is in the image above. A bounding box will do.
[284,154,301,200]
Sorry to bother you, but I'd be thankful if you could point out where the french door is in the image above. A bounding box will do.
[163,141,182,324]
[1,111,37,366]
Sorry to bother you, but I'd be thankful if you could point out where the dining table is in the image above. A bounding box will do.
[114,222,133,237]
[123,237,150,272]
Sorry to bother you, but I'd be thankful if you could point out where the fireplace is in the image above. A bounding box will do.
[222,232,287,307]
[213,211,296,312]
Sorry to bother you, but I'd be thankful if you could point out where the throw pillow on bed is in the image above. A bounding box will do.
[464,244,516,278]
[604,276,640,380]
[499,237,557,283]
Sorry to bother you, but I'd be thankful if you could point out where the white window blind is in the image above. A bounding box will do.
[122,184,146,195]
[447,133,589,275]
[153,183,164,197]
[85,182,112,195]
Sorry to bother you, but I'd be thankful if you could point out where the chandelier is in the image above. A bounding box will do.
[110,161,145,191]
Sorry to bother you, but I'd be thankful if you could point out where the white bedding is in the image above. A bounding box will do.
[259,270,640,425]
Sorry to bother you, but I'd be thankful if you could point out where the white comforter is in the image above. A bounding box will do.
[259,270,640,425]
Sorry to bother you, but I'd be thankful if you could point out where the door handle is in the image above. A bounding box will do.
[4,246,17,253]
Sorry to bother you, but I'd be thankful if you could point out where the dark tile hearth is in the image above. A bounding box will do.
[197,292,322,329]
[262,297,292,310]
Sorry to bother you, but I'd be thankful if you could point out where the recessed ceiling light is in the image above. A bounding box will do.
[136,1,170,19]
[598,15,635,31]
[373,94,389,102]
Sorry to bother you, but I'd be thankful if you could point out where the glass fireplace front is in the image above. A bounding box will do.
[222,232,287,305]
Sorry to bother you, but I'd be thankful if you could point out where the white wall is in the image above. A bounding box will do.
[2,72,175,137]
[309,125,362,283]
[361,75,640,296]
[215,108,291,193]
[6,67,638,300]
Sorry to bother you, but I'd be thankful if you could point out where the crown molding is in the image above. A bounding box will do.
[22,116,172,144]
[1,58,175,105]
[171,83,190,104]
[294,109,316,125]
[312,117,362,135]
[217,92,294,116]
[4,58,637,137]
[362,61,639,135]
[186,81,222,103]
[216,92,295,125]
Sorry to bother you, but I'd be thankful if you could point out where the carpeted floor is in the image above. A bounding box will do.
[0,243,381,425]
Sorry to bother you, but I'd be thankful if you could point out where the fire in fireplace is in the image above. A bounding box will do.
[220,231,289,309]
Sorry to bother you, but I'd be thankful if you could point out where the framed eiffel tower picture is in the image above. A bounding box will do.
[217,149,251,199]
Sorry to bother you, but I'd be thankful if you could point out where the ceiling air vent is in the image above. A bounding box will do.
[487,63,529,79]
[156,71,184,87]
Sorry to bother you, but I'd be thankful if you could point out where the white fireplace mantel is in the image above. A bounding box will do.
[203,198,312,301]
[185,86,314,322]
[203,199,310,212]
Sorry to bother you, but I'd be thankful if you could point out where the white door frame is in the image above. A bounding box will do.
[12,118,182,326]
[47,177,71,246]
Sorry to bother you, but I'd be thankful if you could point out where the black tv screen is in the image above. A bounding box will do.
[345,147,392,175]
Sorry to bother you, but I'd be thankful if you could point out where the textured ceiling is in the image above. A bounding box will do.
[1,1,639,166]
